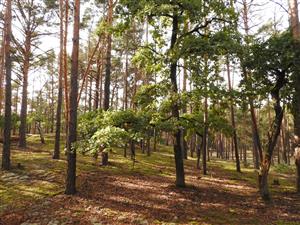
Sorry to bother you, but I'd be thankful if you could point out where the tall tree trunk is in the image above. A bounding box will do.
[2,0,12,170]
[258,70,285,200]
[242,0,262,169]
[203,97,208,175]
[285,115,291,165]
[88,75,92,111]
[103,0,113,111]
[170,12,185,187]
[50,72,55,133]
[65,0,80,195]
[19,35,31,148]
[0,30,5,115]
[94,44,103,110]
[288,0,300,194]
[63,0,69,128]
[53,0,64,159]
[181,55,188,159]
[123,36,129,110]
[196,135,202,169]
[226,58,241,172]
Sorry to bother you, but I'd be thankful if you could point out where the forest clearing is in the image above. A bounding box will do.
[0,135,299,225]
[1,0,300,224]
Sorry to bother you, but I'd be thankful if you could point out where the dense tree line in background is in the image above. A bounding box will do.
[0,0,300,200]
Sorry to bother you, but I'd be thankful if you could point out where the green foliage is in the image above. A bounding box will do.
[77,110,151,156]
[0,113,20,130]
[241,31,294,102]
[83,126,129,156]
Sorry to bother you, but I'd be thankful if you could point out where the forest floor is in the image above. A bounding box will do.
[0,134,300,225]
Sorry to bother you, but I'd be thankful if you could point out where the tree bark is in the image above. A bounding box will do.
[170,13,185,187]
[65,0,80,195]
[288,0,300,194]
[53,0,64,159]
[226,58,241,172]
[94,45,103,110]
[2,0,12,170]
[258,71,285,200]
[36,121,45,144]
[103,0,113,111]
[0,30,5,115]
[242,0,262,169]
[19,34,31,148]
[63,0,69,127]
[203,97,208,175]
[123,36,129,110]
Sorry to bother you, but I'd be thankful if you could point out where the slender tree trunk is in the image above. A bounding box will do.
[196,135,202,169]
[190,133,196,158]
[123,37,129,110]
[288,0,300,193]
[258,71,285,200]
[147,138,150,156]
[226,58,241,172]
[181,54,188,159]
[153,128,157,152]
[0,30,5,115]
[94,46,103,110]
[243,143,247,166]
[63,0,69,128]
[130,139,135,161]
[2,0,12,170]
[203,97,208,175]
[77,36,101,104]
[36,121,45,144]
[65,0,80,195]
[88,75,92,111]
[19,35,31,148]
[50,73,55,133]
[103,0,113,111]
[285,115,291,165]
[242,0,262,169]
[170,13,185,187]
[53,0,64,159]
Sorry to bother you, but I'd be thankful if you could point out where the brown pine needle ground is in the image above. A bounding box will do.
[0,135,299,225]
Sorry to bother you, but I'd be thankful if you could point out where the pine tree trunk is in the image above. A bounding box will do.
[146,138,150,156]
[2,0,12,170]
[226,58,241,172]
[103,0,113,111]
[123,34,129,110]
[94,47,103,109]
[153,128,157,152]
[242,0,262,169]
[295,147,300,192]
[289,0,300,194]
[63,0,69,128]
[65,0,80,195]
[0,31,5,114]
[53,0,64,160]
[203,97,208,175]
[181,56,188,159]
[196,135,202,169]
[19,37,31,148]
